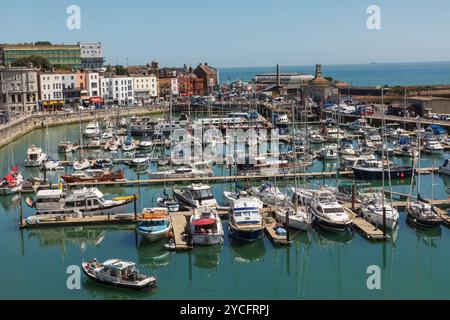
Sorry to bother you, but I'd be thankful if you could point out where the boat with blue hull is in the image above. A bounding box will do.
[228,198,265,242]
[137,208,171,242]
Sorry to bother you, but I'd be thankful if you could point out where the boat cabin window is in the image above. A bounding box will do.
[193,189,213,200]
[444,160,449,167]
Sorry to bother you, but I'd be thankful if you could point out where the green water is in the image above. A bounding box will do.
[1,121,450,300]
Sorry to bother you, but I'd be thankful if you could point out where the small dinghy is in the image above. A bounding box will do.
[82,258,157,291]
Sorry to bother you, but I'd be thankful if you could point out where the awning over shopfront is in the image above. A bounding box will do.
[89,96,104,104]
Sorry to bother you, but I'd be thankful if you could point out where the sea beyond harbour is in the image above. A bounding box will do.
[218,61,450,86]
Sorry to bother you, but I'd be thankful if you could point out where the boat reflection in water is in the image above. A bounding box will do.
[27,226,107,252]
[230,238,265,263]
[191,245,222,269]
[137,239,171,269]
[312,228,354,245]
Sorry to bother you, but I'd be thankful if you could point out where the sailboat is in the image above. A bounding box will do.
[1,122,23,195]
[407,119,442,228]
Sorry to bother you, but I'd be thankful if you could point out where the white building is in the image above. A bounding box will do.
[39,73,66,101]
[0,65,39,114]
[132,74,157,104]
[100,76,134,106]
[79,42,104,70]
[86,72,100,97]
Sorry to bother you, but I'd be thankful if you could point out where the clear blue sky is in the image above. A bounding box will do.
[1,0,449,67]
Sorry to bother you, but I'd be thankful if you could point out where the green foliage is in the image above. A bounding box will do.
[115,65,129,75]
[34,41,52,46]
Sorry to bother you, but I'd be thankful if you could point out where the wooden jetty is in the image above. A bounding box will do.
[169,212,193,250]
[264,216,291,245]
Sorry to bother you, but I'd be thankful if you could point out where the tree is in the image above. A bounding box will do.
[324,76,333,81]
[115,65,129,75]
[11,55,52,70]
[34,41,52,46]
[53,64,72,71]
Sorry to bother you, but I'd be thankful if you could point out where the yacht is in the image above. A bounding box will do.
[352,160,414,180]
[275,203,313,231]
[248,183,287,206]
[228,198,265,241]
[338,144,357,156]
[326,181,361,203]
[290,187,314,207]
[83,121,100,138]
[308,189,352,232]
[189,206,224,245]
[309,132,325,144]
[422,139,444,154]
[173,183,218,210]
[149,162,212,179]
[322,127,345,142]
[137,208,171,242]
[360,193,399,230]
[28,188,132,216]
[364,129,382,142]
[25,145,47,167]
[61,169,125,183]
[138,136,153,149]
[340,154,376,170]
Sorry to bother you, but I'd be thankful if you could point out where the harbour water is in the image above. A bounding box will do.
[219,61,450,86]
[2,115,450,300]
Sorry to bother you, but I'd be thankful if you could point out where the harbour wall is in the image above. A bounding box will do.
[0,106,167,149]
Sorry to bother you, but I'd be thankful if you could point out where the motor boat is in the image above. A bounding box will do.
[352,160,414,180]
[0,166,23,196]
[247,183,287,206]
[394,145,419,158]
[338,144,357,156]
[58,140,74,153]
[93,158,114,169]
[138,137,153,149]
[309,132,325,144]
[308,189,352,232]
[73,157,91,171]
[25,145,47,167]
[122,137,137,151]
[360,193,399,230]
[173,183,218,210]
[422,139,444,154]
[137,207,171,242]
[228,198,265,241]
[223,190,263,208]
[61,169,125,183]
[82,259,156,291]
[44,157,61,171]
[326,181,361,203]
[27,188,133,216]
[406,200,442,228]
[101,131,113,140]
[290,187,314,206]
[83,121,100,138]
[130,153,150,168]
[320,144,338,160]
[189,206,224,245]
[156,194,180,212]
[439,158,450,176]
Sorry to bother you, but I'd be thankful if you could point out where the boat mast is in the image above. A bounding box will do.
[417,117,421,200]
[381,87,386,235]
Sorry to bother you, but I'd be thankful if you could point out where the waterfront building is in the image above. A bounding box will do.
[305,64,339,104]
[178,70,205,96]
[0,43,81,69]
[100,75,135,106]
[193,63,219,94]
[0,65,39,114]
[132,74,158,105]
[79,42,105,70]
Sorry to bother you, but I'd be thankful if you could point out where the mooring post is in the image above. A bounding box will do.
[133,194,137,221]
[352,183,356,211]
[19,196,23,227]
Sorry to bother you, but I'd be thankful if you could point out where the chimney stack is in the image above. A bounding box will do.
[276,64,280,86]
[315,64,322,78]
